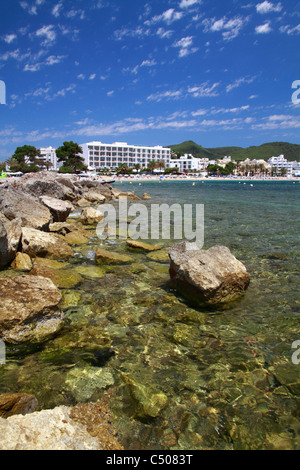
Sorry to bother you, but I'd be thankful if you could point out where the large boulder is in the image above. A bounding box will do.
[0,402,123,450]
[21,227,73,260]
[16,172,77,201]
[0,188,52,231]
[168,242,250,307]
[79,207,104,225]
[0,216,22,268]
[39,196,73,223]
[0,275,63,344]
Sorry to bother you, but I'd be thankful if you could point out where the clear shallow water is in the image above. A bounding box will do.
[1,180,300,450]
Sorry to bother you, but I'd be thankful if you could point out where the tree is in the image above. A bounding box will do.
[147,160,157,174]
[56,141,87,173]
[116,164,132,175]
[224,161,236,175]
[156,159,165,172]
[11,145,41,173]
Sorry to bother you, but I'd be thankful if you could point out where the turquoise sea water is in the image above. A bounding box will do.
[0,180,300,449]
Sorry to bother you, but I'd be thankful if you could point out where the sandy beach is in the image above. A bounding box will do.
[104,174,300,183]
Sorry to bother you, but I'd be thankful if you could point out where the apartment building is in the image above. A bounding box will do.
[171,154,210,173]
[39,146,61,171]
[268,155,300,176]
[80,141,171,170]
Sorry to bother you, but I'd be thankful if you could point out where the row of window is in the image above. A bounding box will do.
[89,157,167,163]
[88,147,169,155]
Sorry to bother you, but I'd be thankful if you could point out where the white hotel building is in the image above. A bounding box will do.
[80,141,171,170]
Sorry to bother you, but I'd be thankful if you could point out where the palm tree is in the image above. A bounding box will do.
[156,159,165,172]
[147,160,157,174]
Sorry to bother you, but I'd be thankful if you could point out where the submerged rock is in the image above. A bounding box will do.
[168,242,250,307]
[121,372,168,419]
[65,366,115,402]
[0,275,63,344]
[95,248,134,265]
[126,239,163,252]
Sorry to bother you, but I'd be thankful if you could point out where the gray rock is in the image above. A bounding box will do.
[169,242,250,307]
[0,188,52,231]
[39,196,73,222]
[0,215,22,268]
[0,275,63,344]
[21,227,73,260]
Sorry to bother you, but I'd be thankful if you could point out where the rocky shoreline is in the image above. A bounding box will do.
[0,172,134,449]
[0,172,251,450]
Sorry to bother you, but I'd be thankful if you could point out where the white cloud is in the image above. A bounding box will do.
[203,16,248,41]
[114,26,150,40]
[89,74,96,80]
[173,36,198,57]
[280,24,300,35]
[146,8,183,26]
[188,82,220,97]
[226,76,255,92]
[3,34,17,44]
[147,89,183,102]
[23,54,65,71]
[65,9,85,20]
[179,0,201,8]
[107,90,114,96]
[52,2,63,17]
[256,1,282,14]
[36,25,56,46]
[156,27,173,39]
[255,22,272,33]
[20,0,45,15]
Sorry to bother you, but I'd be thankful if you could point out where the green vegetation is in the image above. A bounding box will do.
[169,140,300,162]
[7,145,42,173]
[207,162,236,176]
[56,141,87,173]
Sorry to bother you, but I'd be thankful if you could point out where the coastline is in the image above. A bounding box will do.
[108,175,300,183]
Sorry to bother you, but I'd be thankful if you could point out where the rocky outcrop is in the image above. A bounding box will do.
[0,402,123,450]
[168,242,250,307]
[0,188,52,231]
[0,215,22,268]
[21,227,73,260]
[39,196,73,223]
[0,275,63,344]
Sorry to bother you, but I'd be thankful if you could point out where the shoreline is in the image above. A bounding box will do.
[110,175,300,183]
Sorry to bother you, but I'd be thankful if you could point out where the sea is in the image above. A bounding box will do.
[0,179,299,450]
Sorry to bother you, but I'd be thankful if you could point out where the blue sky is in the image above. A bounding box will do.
[0,0,300,160]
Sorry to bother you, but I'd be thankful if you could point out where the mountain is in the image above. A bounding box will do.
[168,141,300,162]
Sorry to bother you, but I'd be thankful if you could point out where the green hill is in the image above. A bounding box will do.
[168,141,300,162]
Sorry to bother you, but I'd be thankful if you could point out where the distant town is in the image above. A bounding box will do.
[1,140,300,178]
